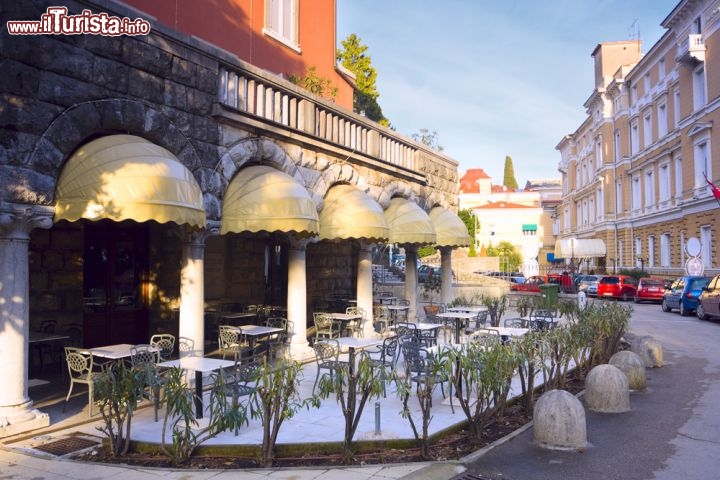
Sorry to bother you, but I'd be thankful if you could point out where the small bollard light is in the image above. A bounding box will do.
[375,401,381,435]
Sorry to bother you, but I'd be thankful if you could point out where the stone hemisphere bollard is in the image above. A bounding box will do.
[609,350,647,391]
[631,336,665,368]
[585,364,630,413]
[533,389,587,450]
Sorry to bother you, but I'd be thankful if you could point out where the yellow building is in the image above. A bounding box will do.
[557,0,720,277]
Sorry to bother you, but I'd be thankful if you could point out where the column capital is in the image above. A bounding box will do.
[172,221,220,245]
[0,202,54,240]
[288,233,317,251]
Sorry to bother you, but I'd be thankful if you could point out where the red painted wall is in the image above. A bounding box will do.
[123,0,353,108]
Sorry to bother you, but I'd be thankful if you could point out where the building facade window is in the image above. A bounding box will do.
[643,111,652,148]
[694,141,710,192]
[644,170,655,207]
[693,65,706,111]
[616,180,623,213]
[648,235,655,267]
[674,88,681,127]
[597,187,604,218]
[643,73,651,95]
[635,237,642,266]
[264,0,299,48]
[658,102,667,138]
[631,176,641,212]
[659,58,666,79]
[659,163,671,202]
[680,230,686,266]
[701,225,712,268]
[630,119,639,154]
[674,156,683,198]
[660,233,671,267]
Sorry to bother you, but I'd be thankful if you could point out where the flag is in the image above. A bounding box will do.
[703,172,720,205]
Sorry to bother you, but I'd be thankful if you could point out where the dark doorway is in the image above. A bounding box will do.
[83,222,149,348]
[265,242,288,306]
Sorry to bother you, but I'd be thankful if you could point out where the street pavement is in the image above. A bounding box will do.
[461,301,720,480]
[2,301,720,479]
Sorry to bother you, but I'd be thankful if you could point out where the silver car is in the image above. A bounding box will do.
[576,275,602,296]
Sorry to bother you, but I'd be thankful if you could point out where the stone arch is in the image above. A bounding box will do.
[314,163,370,199]
[26,98,207,206]
[381,180,419,209]
[218,137,310,213]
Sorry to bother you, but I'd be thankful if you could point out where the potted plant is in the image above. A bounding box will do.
[422,273,442,315]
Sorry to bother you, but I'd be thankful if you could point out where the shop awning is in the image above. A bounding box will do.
[54,135,205,227]
[554,238,607,258]
[429,207,470,247]
[384,197,436,245]
[221,165,319,236]
[522,223,537,231]
[319,184,389,241]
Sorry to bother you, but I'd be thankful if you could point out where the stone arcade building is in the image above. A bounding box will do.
[0,1,469,436]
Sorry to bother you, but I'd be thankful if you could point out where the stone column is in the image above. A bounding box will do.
[177,223,218,358]
[0,203,53,438]
[404,245,419,321]
[439,246,454,305]
[356,241,376,337]
[287,236,314,361]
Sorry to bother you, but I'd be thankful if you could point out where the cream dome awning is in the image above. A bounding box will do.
[384,197,436,245]
[429,207,470,247]
[319,184,389,241]
[554,238,607,258]
[221,165,319,236]
[54,135,205,227]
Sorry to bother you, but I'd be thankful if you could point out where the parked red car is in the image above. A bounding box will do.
[510,275,561,293]
[597,275,638,301]
[634,277,666,303]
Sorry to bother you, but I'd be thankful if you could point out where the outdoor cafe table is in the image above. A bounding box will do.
[335,337,382,375]
[327,312,362,336]
[447,306,488,314]
[236,324,284,355]
[435,312,479,344]
[157,356,234,419]
[220,311,258,325]
[88,343,159,361]
[486,327,529,337]
[387,304,409,321]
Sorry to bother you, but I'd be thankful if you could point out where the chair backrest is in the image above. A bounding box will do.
[232,355,262,386]
[150,333,175,359]
[395,322,417,338]
[62,323,83,347]
[314,313,334,330]
[381,335,400,364]
[218,325,240,349]
[313,339,340,363]
[65,347,93,378]
[130,344,159,367]
[373,305,389,319]
[346,306,365,318]
[266,317,288,343]
[401,341,429,375]
[471,329,501,348]
[504,317,528,328]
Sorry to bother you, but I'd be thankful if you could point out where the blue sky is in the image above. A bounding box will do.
[337,0,679,186]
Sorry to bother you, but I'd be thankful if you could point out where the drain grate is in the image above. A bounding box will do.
[34,435,100,456]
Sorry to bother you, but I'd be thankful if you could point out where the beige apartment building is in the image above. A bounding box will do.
[556,0,720,277]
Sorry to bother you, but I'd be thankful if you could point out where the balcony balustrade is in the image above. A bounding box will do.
[217,66,417,172]
[676,34,705,65]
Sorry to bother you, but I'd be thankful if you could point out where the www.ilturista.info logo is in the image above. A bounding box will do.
[7,6,151,36]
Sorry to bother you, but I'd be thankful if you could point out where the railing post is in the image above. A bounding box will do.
[297,99,316,135]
